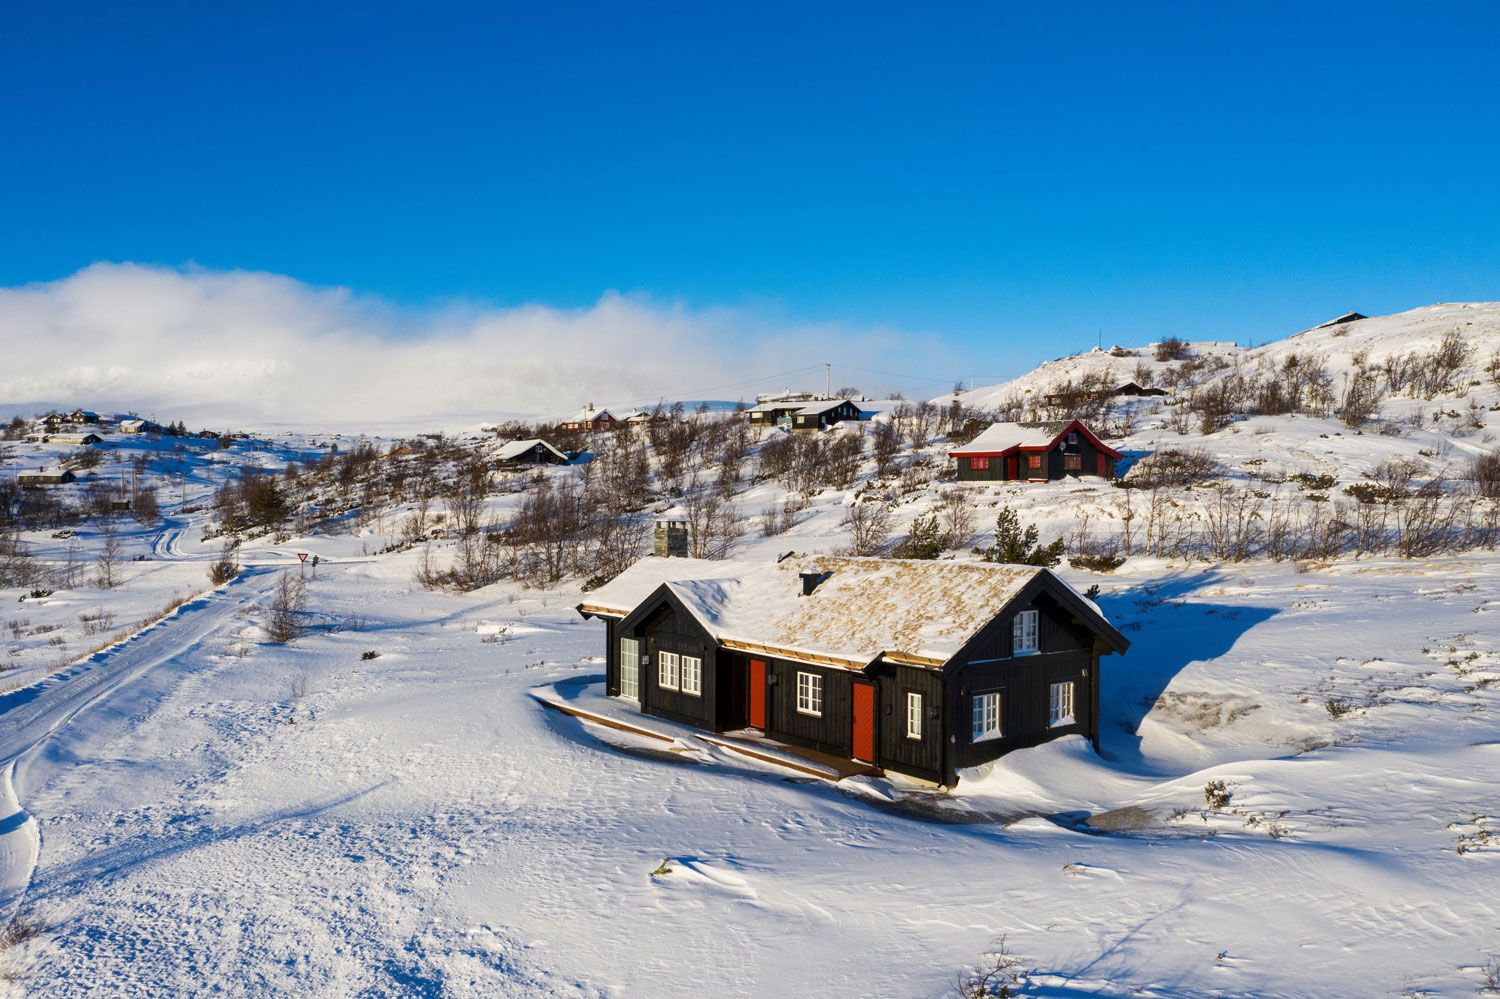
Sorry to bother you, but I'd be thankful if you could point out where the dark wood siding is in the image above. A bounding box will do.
[955,455,1011,482]
[942,585,1100,779]
[762,658,854,756]
[1048,431,1108,480]
[630,601,722,731]
[791,401,863,432]
[604,617,619,695]
[870,662,946,782]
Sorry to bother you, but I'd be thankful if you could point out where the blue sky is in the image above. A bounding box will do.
[3,2,1497,382]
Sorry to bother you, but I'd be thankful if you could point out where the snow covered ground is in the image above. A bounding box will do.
[4,304,1500,996]
[5,537,1500,997]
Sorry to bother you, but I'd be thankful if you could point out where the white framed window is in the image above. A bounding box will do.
[658,651,680,691]
[972,691,1002,742]
[906,692,923,740]
[620,638,639,699]
[680,655,702,696]
[1049,681,1076,728]
[796,671,823,716]
[1012,609,1039,655]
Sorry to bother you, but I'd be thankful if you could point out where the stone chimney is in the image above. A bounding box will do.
[654,511,689,557]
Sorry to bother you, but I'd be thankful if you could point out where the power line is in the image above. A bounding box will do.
[604,363,828,409]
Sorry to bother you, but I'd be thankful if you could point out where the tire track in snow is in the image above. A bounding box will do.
[0,760,40,920]
[0,568,282,921]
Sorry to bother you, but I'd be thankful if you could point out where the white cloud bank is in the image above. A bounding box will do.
[0,263,950,429]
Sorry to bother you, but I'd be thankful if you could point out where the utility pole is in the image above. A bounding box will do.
[825,362,831,399]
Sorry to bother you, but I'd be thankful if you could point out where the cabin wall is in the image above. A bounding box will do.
[1047,432,1109,480]
[955,455,1009,482]
[633,605,721,730]
[762,658,853,756]
[943,589,1098,779]
[604,617,619,695]
[869,662,946,782]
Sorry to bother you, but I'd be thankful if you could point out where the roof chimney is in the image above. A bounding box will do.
[799,570,832,596]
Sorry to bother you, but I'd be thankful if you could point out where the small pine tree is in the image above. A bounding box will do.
[981,507,1065,567]
[892,514,951,560]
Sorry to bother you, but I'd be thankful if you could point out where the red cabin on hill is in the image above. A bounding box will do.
[949,419,1122,482]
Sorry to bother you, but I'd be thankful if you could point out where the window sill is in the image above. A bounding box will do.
[906,733,922,741]
[796,708,822,718]
[1049,715,1076,729]
[1012,648,1039,657]
[972,731,1004,743]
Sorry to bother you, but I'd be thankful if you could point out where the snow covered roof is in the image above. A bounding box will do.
[565,407,616,424]
[579,555,1105,668]
[496,438,567,462]
[796,399,856,415]
[746,400,806,413]
[949,421,1064,455]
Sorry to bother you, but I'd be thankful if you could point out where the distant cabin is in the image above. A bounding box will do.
[745,400,806,427]
[790,399,863,432]
[747,398,863,431]
[1110,381,1167,398]
[1043,382,1165,407]
[618,409,654,427]
[18,466,76,486]
[48,432,103,446]
[496,438,569,466]
[563,406,618,432]
[950,419,1121,483]
[67,410,99,424]
[577,555,1129,786]
[1307,311,1367,332]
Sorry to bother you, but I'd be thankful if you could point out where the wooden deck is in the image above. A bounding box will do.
[534,694,882,782]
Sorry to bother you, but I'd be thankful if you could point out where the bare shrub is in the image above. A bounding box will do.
[265,570,307,644]
[1153,336,1189,361]
[1124,448,1218,489]
[954,936,1027,999]
[78,608,116,636]
[840,501,892,556]
[0,910,45,951]
[1472,450,1500,499]
[937,489,978,550]
[208,541,240,585]
[95,519,122,589]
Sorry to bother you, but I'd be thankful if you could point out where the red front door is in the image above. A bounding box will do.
[852,682,875,762]
[1006,455,1019,480]
[749,659,766,728]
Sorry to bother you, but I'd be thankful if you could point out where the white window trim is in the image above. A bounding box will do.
[796,671,823,716]
[1049,681,1076,728]
[658,651,680,691]
[620,638,640,699]
[1012,609,1039,656]
[680,655,702,697]
[906,692,923,740]
[972,691,1003,742]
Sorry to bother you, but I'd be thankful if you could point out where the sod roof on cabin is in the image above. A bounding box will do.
[580,555,1069,668]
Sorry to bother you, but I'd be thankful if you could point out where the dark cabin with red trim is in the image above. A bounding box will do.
[576,555,1129,786]
[949,419,1121,483]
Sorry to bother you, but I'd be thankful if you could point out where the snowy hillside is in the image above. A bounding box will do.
[2,303,1500,996]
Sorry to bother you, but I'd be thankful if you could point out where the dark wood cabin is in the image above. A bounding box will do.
[746,401,807,427]
[950,419,1122,484]
[1109,381,1167,398]
[790,399,864,433]
[496,438,569,466]
[577,556,1129,787]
